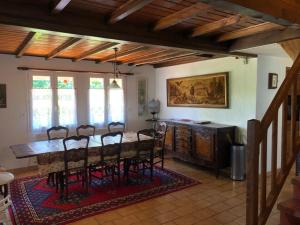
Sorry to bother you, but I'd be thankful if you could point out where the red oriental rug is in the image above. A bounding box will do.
[9,167,200,225]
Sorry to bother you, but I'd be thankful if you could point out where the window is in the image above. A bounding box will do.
[89,78,105,126]
[108,78,124,123]
[57,77,77,127]
[31,76,52,132]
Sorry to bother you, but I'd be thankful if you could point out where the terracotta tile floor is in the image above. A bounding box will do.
[11,159,295,225]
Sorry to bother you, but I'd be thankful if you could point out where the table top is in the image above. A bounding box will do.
[0,172,14,185]
[10,132,151,159]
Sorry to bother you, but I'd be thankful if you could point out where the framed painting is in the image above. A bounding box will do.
[167,72,229,108]
[137,78,147,116]
[0,84,6,108]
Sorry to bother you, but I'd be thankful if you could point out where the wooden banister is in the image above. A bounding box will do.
[246,52,300,225]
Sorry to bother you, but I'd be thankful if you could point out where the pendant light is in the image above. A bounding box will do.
[109,48,121,89]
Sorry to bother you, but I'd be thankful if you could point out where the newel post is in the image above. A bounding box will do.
[246,119,261,225]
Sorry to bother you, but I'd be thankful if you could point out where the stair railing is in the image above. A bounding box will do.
[246,52,300,225]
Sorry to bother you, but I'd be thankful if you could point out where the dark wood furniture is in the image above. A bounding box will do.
[154,121,168,169]
[60,135,90,199]
[46,126,69,185]
[90,132,123,186]
[76,124,96,136]
[161,120,235,177]
[107,122,125,133]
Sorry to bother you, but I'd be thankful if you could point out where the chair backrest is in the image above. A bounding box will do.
[76,124,96,136]
[107,122,125,133]
[100,132,123,161]
[137,129,156,157]
[63,135,89,171]
[47,126,69,140]
[0,194,11,212]
[154,121,168,147]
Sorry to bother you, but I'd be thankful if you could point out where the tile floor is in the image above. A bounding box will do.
[10,159,295,225]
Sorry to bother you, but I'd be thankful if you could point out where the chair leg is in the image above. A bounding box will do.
[117,162,121,186]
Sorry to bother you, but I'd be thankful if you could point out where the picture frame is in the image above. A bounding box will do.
[0,84,6,108]
[137,78,147,116]
[268,73,278,89]
[167,72,229,108]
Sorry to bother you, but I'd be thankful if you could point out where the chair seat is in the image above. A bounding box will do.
[0,172,14,186]
[121,150,136,158]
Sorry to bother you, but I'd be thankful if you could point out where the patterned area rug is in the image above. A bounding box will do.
[9,167,200,225]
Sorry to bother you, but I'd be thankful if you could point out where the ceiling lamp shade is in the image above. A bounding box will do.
[109,47,121,89]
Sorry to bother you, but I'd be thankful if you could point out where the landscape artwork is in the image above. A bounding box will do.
[167,72,229,108]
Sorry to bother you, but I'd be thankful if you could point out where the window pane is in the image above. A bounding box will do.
[108,79,124,123]
[90,77,104,89]
[57,77,76,126]
[57,77,74,89]
[32,76,51,89]
[32,76,52,132]
[89,78,105,126]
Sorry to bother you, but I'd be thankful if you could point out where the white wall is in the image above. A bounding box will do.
[0,54,155,169]
[155,57,258,143]
[256,55,292,170]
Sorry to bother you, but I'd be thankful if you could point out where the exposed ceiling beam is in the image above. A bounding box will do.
[197,0,293,26]
[230,28,300,51]
[220,0,300,26]
[136,52,196,65]
[217,22,285,42]
[109,0,153,24]
[153,2,211,31]
[122,49,169,63]
[51,0,72,14]
[191,14,242,37]
[46,37,82,59]
[15,31,36,57]
[73,42,119,62]
[153,56,208,68]
[0,2,230,55]
[100,46,149,62]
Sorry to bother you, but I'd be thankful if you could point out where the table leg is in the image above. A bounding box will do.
[3,184,8,197]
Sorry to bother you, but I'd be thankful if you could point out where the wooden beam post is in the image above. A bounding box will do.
[153,2,211,31]
[15,31,36,58]
[246,119,261,225]
[73,42,119,62]
[46,37,82,59]
[109,0,153,24]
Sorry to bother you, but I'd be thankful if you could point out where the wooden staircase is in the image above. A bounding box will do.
[246,52,300,225]
[278,177,300,224]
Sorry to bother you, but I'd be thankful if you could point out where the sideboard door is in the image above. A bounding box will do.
[192,129,215,162]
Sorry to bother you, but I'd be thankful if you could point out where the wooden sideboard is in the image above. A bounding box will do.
[162,120,235,177]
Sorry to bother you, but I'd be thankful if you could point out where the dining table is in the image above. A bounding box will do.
[10,132,153,175]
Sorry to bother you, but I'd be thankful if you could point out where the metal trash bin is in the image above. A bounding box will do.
[231,144,246,181]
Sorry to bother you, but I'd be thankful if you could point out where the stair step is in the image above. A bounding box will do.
[278,199,300,217]
[292,177,300,200]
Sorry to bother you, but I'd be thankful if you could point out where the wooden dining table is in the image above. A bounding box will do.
[10,132,153,175]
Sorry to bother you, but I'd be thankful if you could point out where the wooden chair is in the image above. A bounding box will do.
[89,132,123,186]
[107,122,125,133]
[154,121,168,169]
[59,135,89,200]
[46,126,69,186]
[47,126,69,140]
[125,129,155,183]
[76,125,96,136]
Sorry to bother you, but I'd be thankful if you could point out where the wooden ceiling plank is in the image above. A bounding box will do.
[153,2,211,31]
[230,28,300,51]
[109,0,154,24]
[133,50,178,64]
[217,22,285,42]
[100,45,149,62]
[154,56,206,68]
[46,37,82,59]
[51,0,72,14]
[15,31,36,57]
[136,52,196,65]
[197,0,293,26]
[191,14,242,37]
[122,49,169,63]
[74,42,119,62]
